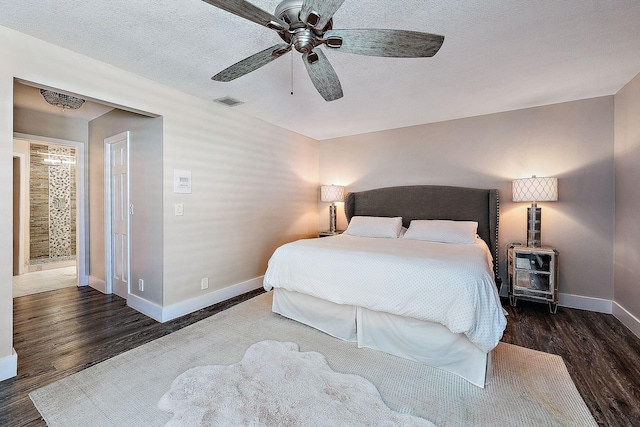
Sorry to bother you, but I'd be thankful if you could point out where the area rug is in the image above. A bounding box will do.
[158,340,433,426]
[30,292,597,426]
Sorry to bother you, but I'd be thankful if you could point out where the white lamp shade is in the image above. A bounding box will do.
[512,176,558,202]
[320,185,345,202]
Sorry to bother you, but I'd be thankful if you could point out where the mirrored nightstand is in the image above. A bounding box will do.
[508,245,559,313]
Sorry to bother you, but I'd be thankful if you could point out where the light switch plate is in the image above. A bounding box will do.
[175,203,184,216]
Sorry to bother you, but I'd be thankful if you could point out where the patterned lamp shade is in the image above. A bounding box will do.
[320,185,345,203]
[512,176,558,202]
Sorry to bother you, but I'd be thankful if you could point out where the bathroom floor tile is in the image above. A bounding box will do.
[13,266,77,298]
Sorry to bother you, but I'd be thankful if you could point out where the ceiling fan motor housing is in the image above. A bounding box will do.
[275,0,332,50]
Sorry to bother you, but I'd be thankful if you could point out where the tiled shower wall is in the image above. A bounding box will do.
[29,143,77,264]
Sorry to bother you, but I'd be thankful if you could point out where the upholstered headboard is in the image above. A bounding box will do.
[344,185,500,282]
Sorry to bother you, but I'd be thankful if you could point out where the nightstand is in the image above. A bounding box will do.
[318,230,343,238]
[508,245,559,313]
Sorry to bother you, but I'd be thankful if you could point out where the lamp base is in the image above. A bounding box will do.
[329,203,337,232]
[526,204,541,247]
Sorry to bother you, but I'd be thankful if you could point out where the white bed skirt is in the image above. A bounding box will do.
[272,288,492,388]
[272,289,358,342]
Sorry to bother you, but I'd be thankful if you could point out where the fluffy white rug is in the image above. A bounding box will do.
[158,340,434,427]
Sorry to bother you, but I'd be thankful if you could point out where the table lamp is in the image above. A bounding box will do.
[320,185,345,232]
[512,176,558,247]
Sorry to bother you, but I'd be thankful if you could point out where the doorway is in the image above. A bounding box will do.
[11,79,163,306]
[12,136,85,297]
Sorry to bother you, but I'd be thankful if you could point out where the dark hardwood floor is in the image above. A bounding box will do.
[1,287,639,426]
[1,286,264,427]
[502,299,640,427]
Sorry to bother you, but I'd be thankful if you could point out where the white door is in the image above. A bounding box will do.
[105,132,129,298]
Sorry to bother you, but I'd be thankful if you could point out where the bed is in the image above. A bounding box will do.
[263,185,506,388]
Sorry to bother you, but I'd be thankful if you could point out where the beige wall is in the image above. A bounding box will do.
[614,71,640,322]
[162,103,319,306]
[0,25,319,377]
[14,107,88,143]
[320,97,615,300]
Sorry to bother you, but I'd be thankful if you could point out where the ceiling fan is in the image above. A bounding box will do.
[203,0,445,101]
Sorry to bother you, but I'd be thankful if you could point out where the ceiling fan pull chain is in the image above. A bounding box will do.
[290,49,294,96]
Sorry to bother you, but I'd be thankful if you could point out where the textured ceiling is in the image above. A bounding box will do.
[3,0,640,140]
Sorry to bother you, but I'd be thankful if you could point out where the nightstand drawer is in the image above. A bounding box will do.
[514,270,552,293]
[514,252,552,272]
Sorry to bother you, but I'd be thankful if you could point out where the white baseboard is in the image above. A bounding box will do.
[78,275,89,286]
[0,348,18,382]
[503,288,613,314]
[88,276,106,293]
[558,293,612,313]
[160,276,264,322]
[127,293,163,322]
[90,276,262,323]
[613,302,640,339]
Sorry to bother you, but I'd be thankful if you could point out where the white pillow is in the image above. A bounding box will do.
[344,216,403,238]
[403,220,478,244]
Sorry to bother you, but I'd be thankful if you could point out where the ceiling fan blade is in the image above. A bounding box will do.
[212,44,291,82]
[324,29,444,57]
[302,50,343,102]
[300,0,346,30]
[201,0,288,31]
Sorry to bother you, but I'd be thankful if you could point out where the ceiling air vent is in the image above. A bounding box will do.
[214,96,244,107]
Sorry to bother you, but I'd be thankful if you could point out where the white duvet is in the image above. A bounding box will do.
[263,234,507,353]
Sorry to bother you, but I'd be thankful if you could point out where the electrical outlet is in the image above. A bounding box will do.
[138,279,144,292]
[201,277,209,290]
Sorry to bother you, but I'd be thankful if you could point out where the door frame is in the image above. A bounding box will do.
[11,153,25,276]
[104,131,130,296]
[13,133,88,285]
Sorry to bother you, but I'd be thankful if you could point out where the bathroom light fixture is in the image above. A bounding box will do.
[38,151,76,166]
[40,89,85,111]
[512,176,558,247]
